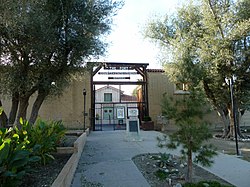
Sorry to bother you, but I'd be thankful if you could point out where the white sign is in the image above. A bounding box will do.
[117,107,125,119]
[127,108,138,117]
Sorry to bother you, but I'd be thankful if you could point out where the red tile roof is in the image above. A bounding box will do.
[121,94,137,101]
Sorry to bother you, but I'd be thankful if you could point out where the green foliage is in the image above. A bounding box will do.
[0,118,66,186]
[28,119,66,165]
[0,124,40,187]
[158,91,217,181]
[195,144,218,167]
[0,0,124,123]
[151,153,170,164]
[143,116,152,121]
[157,153,173,169]
[144,0,250,135]
[154,169,168,181]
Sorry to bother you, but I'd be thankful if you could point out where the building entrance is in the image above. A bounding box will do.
[90,62,149,131]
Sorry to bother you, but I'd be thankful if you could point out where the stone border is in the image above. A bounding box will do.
[52,128,90,187]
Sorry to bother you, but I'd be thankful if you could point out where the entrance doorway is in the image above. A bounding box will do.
[103,107,113,121]
[90,62,149,131]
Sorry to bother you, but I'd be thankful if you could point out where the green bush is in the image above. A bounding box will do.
[0,118,66,186]
[0,123,40,187]
[154,169,168,180]
[28,119,66,165]
[143,116,152,121]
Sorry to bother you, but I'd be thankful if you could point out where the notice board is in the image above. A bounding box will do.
[129,120,139,132]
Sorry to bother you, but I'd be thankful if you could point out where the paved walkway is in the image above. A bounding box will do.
[71,131,250,187]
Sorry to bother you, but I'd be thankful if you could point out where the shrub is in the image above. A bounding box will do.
[0,123,40,187]
[154,169,168,181]
[0,118,66,186]
[143,116,152,121]
[28,119,66,165]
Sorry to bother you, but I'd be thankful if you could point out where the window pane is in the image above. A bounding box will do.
[104,93,112,102]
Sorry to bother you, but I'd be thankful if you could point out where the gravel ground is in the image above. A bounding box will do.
[132,153,233,187]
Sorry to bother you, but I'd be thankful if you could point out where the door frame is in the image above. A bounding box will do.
[90,62,149,131]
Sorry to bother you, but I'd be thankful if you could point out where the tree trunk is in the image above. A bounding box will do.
[235,101,244,138]
[227,107,235,138]
[187,147,193,182]
[238,109,245,138]
[29,90,48,124]
[8,92,19,126]
[16,96,30,126]
[15,85,38,126]
[226,105,244,139]
[217,108,229,137]
[0,100,8,128]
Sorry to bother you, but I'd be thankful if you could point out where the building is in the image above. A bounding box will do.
[95,85,137,130]
[1,63,250,130]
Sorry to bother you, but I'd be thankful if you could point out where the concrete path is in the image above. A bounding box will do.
[71,131,250,187]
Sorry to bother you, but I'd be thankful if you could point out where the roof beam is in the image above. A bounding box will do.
[93,81,146,85]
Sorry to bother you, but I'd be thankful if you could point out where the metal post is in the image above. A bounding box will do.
[229,77,240,156]
[83,88,86,132]
[119,84,121,103]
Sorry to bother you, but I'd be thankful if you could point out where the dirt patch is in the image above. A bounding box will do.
[209,134,250,162]
[132,153,233,187]
[21,153,71,187]
[20,134,79,187]
[164,130,250,161]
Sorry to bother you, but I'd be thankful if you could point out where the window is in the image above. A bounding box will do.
[174,83,190,94]
[104,93,112,102]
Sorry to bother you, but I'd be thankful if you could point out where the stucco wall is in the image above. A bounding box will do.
[147,70,223,130]
[1,73,92,129]
[147,71,174,122]
[2,69,249,130]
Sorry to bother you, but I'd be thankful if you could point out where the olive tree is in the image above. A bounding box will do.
[144,0,250,138]
[0,0,123,125]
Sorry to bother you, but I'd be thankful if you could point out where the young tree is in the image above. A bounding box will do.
[144,0,250,138]
[0,0,123,125]
[158,90,217,182]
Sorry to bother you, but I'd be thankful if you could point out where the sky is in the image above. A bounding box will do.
[96,0,187,94]
[101,0,187,69]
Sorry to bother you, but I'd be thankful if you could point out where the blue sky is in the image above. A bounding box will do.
[101,0,187,69]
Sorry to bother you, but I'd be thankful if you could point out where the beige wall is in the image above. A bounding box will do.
[241,111,250,127]
[2,69,249,130]
[2,73,92,129]
[147,71,174,122]
[147,71,223,130]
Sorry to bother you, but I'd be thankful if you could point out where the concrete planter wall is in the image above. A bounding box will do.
[52,128,89,187]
